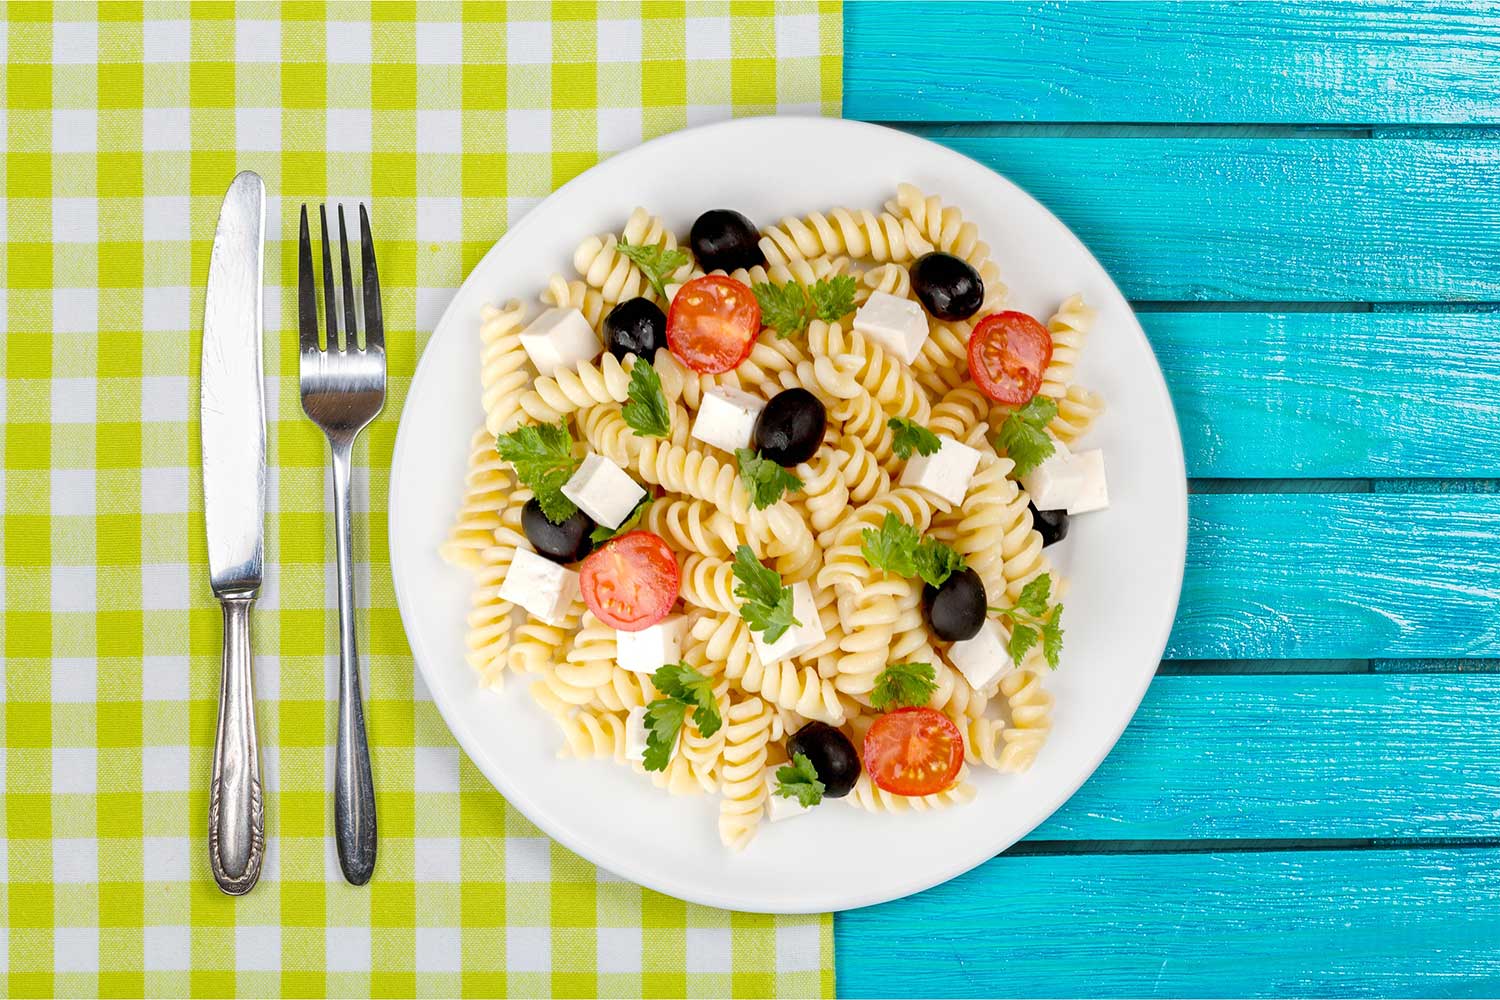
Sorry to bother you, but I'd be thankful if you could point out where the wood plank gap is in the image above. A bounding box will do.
[1003,838,1500,857]
[898,122,1376,139]
[1372,479,1500,493]
[1371,658,1500,673]
[1189,479,1373,494]
[1156,659,1371,675]
[1136,301,1500,313]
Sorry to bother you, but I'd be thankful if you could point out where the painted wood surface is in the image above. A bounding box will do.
[1171,494,1500,659]
[1031,673,1500,840]
[837,848,1500,998]
[929,137,1500,302]
[846,2,1500,125]
[1150,312,1500,478]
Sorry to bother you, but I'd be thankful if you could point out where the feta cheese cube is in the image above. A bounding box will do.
[899,434,982,506]
[750,581,826,665]
[1067,449,1110,515]
[945,619,1015,693]
[561,453,647,529]
[497,547,580,625]
[615,614,690,675]
[625,706,649,763]
[690,386,766,454]
[764,766,815,823]
[853,290,930,365]
[518,307,601,377]
[1019,437,1083,512]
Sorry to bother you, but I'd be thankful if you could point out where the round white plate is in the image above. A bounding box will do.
[390,117,1187,913]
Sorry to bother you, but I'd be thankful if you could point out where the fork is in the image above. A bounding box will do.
[297,203,384,886]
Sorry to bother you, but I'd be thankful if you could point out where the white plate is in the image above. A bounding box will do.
[389,117,1187,913]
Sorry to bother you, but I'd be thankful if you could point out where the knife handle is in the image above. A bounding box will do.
[208,594,265,895]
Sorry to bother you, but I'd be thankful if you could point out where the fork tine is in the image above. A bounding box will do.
[337,205,359,350]
[318,204,340,351]
[297,205,320,354]
[359,204,383,353]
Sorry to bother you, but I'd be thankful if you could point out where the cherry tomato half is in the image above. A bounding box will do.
[578,530,680,632]
[666,275,760,374]
[967,311,1053,406]
[862,707,964,797]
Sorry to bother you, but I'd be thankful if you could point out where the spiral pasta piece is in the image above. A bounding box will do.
[680,554,739,614]
[888,183,989,265]
[461,498,528,688]
[643,497,740,560]
[551,708,629,761]
[692,616,846,725]
[1040,294,1095,400]
[858,262,912,302]
[795,446,851,537]
[629,437,754,523]
[844,767,978,813]
[517,351,635,423]
[808,320,930,424]
[945,451,1017,603]
[759,207,933,267]
[928,385,990,443]
[829,588,903,701]
[998,669,1053,772]
[440,426,513,571]
[838,435,891,505]
[718,695,776,850]
[479,300,531,436]
[541,274,609,330]
[1049,384,1105,446]
[911,320,972,398]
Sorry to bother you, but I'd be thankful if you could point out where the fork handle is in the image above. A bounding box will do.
[331,439,377,885]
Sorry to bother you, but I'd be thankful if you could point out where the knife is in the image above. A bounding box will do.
[200,171,267,895]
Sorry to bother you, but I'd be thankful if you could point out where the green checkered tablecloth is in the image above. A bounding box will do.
[1,2,841,996]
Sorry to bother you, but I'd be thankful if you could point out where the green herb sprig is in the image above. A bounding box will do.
[642,662,722,772]
[731,545,799,643]
[495,420,581,524]
[752,276,857,339]
[990,574,1064,669]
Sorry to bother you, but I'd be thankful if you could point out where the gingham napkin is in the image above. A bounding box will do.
[1,3,840,996]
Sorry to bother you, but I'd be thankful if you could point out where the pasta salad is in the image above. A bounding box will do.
[440,185,1110,850]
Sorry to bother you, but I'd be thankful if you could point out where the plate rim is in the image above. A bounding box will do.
[389,115,1188,913]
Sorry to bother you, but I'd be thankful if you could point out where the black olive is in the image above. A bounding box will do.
[690,209,766,273]
[910,251,984,321]
[1029,502,1069,548]
[787,721,860,799]
[521,498,594,563]
[602,297,667,362]
[752,388,826,467]
[922,567,988,642]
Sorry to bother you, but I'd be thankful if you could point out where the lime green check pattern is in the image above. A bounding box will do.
[1,2,841,996]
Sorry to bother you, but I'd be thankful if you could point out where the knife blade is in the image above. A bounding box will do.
[200,170,267,895]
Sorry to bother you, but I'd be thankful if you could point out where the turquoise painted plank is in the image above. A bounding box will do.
[835,848,1500,997]
[1032,674,1500,840]
[1148,313,1500,478]
[1171,494,1500,659]
[936,137,1500,301]
[846,1,1500,124]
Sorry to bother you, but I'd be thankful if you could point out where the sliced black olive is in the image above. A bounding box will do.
[602,297,666,362]
[752,388,826,467]
[521,498,594,563]
[922,567,988,642]
[690,209,766,273]
[1029,502,1069,548]
[787,721,860,799]
[910,251,984,321]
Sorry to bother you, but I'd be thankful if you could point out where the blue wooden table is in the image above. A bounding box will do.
[835,4,1500,996]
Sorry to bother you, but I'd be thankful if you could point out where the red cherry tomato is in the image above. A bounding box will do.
[578,530,680,632]
[666,275,760,374]
[862,707,964,797]
[967,311,1053,406]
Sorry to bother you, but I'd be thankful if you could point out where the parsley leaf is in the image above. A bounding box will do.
[642,699,688,772]
[641,661,723,771]
[590,497,651,545]
[889,417,943,459]
[912,538,967,588]
[622,359,671,438]
[859,513,920,578]
[495,420,581,524]
[736,448,804,509]
[991,573,1065,669]
[774,752,826,808]
[731,545,799,643]
[993,395,1060,478]
[751,276,858,339]
[871,661,937,711]
[615,238,690,300]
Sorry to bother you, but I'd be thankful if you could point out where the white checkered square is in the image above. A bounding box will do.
[415,928,462,973]
[506,21,551,64]
[597,927,642,974]
[236,926,283,972]
[143,837,191,882]
[54,928,99,974]
[143,926,190,971]
[50,377,97,424]
[236,107,282,153]
[326,19,371,64]
[140,563,189,611]
[416,197,462,243]
[235,20,281,62]
[52,198,97,243]
[141,466,189,514]
[686,927,733,973]
[414,745,460,792]
[52,287,98,335]
[140,375,189,423]
[777,923,822,971]
[52,19,98,64]
[504,837,552,883]
[506,109,552,153]
[51,838,99,883]
[416,110,462,154]
[143,108,192,150]
[50,658,96,703]
[685,17,731,60]
[776,14,822,59]
[52,109,97,154]
[596,20,642,63]
[52,747,96,795]
[327,108,372,153]
[416,22,463,64]
[140,656,190,702]
[597,107,642,153]
[142,286,191,331]
[141,20,190,64]
[142,745,187,793]
[506,927,551,973]
[50,564,96,613]
[413,837,461,882]
[326,926,371,973]
[142,198,192,242]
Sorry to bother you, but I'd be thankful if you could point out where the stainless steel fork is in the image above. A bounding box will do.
[296,203,384,885]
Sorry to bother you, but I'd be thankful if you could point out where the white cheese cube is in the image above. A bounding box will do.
[945,619,1015,693]
[853,290,930,365]
[625,706,649,763]
[519,307,602,377]
[1066,449,1110,515]
[497,547,580,625]
[899,434,982,506]
[1019,437,1083,512]
[750,581,826,665]
[764,766,815,823]
[615,614,689,675]
[690,386,766,454]
[561,453,647,530]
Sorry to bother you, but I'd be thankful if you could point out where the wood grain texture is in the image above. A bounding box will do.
[1172,494,1500,659]
[934,137,1500,301]
[1034,674,1500,840]
[836,848,1500,997]
[846,1,1500,124]
[1149,312,1500,477]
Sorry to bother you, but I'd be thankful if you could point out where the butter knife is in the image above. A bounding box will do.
[200,171,267,895]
